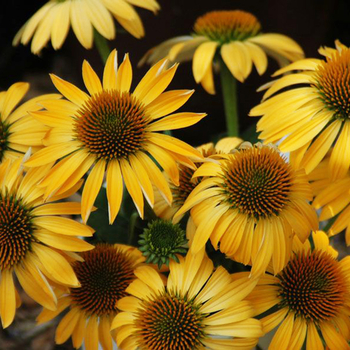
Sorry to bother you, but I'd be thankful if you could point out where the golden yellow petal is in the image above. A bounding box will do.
[0,269,16,328]
[81,160,106,223]
[2,82,29,120]
[56,307,81,344]
[103,49,118,90]
[192,41,218,83]
[82,60,103,95]
[84,315,99,350]
[145,89,194,120]
[106,160,124,224]
[116,53,133,93]
[148,112,206,132]
[33,243,80,286]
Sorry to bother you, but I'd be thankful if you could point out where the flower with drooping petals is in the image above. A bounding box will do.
[141,10,303,94]
[25,50,205,224]
[0,156,94,328]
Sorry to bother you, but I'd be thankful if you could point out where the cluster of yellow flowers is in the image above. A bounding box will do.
[1,1,350,350]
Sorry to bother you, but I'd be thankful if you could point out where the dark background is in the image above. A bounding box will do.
[1,0,350,146]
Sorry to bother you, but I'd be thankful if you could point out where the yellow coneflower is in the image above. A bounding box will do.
[153,137,242,245]
[25,50,205,224]
[141,10,303,94]
[13,0,160,54]
[174,142,318,278]
[37,244,144,350]
[0,156,94,328]
[247,231,350,350]
[111,249,263,349]
[0,82,60,160]
[250,40,350,180]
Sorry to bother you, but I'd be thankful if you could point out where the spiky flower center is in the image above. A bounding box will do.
[0,119,10,162]
[315,48,350,119]
[74,90,149,160]
[278,250,347,322]
[0,193,34,270]
[136,293,205,350]
[172,165,199,206]
[194,10,261,43]
[220,146,292,219]
[139,220,187,268]
[70,245,135,316]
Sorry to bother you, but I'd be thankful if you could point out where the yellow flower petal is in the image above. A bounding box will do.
[148,112,206,132]
[85,315,99,350]
[81,159,106,223]
[0,269,16,328]
[146,89,194,120]
[2,82,29,120]
[103,49,118,90]
[106,160,124,224]
[85,0,115,40]
[15,261,57,311]
[50,73,90,106]
[33,243,80,286]
[82,60,103,96]
[116,53,133,93]
[120,158,144,218]
[70,0,93,49]
[56,307,81,344]
[34,216,94,237]
[192,41,218,83]
[51,2,71,50]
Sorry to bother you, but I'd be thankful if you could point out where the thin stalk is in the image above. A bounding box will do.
[94,29,110,63]
[219,57,239,137]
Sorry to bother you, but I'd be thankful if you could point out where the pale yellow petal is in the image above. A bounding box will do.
[192,41,218,83]
[70,0,93,49]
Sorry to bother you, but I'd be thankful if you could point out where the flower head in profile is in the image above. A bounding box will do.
[13,0,160,54]
[111,250,263,349]
[141,10,303,94]
[247,231,350,350]
[25,50,205,224]
[0,156,94,328]
[250,40,350,180]
[0,82,60,161]
[175,142,318,278]
[37,244,144,350]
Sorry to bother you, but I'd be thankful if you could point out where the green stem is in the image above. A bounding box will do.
[219,57,239,137]
[94,29,110,63]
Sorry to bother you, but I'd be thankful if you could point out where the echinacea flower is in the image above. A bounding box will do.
[250,40,350,180]
[25,50,205,224]
[247,231,350,350]
[13,0,160,54]
[0,156,94,328]
[0,82,60,161]
[175,142,318,278]
[37,244,145,350]
[111,249,263,349]
[153,137,242,245]
[140,10,304,94]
